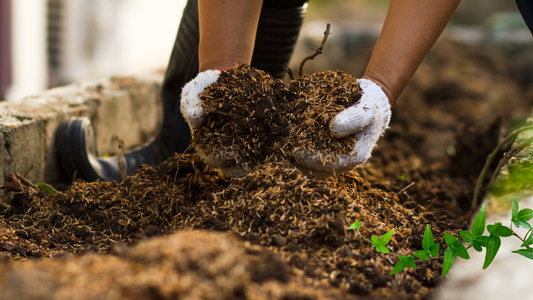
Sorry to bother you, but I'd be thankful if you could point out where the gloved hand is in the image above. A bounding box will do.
[181,70,221,129]
[293,78,391,178]
[180,70,237,175]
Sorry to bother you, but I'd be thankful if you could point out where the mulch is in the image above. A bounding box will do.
[0,39,533,300]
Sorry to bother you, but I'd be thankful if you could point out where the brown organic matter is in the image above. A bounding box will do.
[193,64,361,172]
[1,39,533,300]
[0,155,458,300]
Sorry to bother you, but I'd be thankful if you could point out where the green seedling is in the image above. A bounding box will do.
[372,229,394,254]
[347,199,533,277]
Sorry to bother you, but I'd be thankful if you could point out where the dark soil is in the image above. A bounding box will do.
[0,39,532,300]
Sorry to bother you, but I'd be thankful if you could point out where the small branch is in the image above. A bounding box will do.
[426,181,438,209]
[116,136,127,182]
[512,232,528,248]
[286,67,295,80]
[525,228,533,241]
[413,256,444,263]
[397,182,416,196]
[471,125,533,214]
[23,165,34,178]
[14,173,37,190]
[298,23,331,78]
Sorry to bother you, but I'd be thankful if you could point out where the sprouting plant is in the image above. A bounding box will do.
[346,199,533,277]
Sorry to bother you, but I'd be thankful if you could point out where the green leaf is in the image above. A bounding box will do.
[444,233,458,246]
[486,223,499,234]
[407,255,416,268]
[354,219,361,229]
[460,231,473,243]
[422,224,435,250]
[390,257,409,275]
[371,235,380,247]
[375,245,390,254]
[512,248,533,260]
[517,208,533,222]
[453,241,470,260]
[371,231,392,253]
[514,220,532,230]
[521,234,533,247]
[472,241,483,252]
[36,183,58,196]
[512,199,519,221]
[346,216,361,230]
[487,223,513,237]
[414,250,430,261]
[472,236,488,252]
[430,244,440,257]
[483,234,501,269]
[379,229,395,245]
[475,236,489,247]
[441,247,456,277]
[471,204,486,237]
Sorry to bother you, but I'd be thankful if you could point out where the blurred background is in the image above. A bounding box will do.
[0,0,187,101]
[0,0,530,101]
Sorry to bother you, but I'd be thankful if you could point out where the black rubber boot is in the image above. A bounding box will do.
[55,0,307,182]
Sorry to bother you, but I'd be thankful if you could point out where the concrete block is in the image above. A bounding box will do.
[0,73,163,190]
[0,117,46,186]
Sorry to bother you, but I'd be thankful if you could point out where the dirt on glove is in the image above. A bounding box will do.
[193,64,362,172]
[0,39,533,300]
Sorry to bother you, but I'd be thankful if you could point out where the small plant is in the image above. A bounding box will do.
[347,199,533,277]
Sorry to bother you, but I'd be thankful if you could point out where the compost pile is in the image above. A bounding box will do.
[0,155,455,300]
[193,64,361,171]
[1,39,533,300]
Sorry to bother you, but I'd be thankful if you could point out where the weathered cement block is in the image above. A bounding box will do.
[0,73,163,191]
[0,117,47,186]
[0,132,5,190]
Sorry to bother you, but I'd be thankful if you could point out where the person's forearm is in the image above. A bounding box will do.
[198,0,263,72]
[363,0,461,106]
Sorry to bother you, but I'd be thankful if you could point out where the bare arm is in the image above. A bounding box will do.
[363,0,462,106]
[198,0,264,72]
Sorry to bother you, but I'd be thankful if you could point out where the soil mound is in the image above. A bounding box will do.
[0,155,457,299]
[1,39,533,299]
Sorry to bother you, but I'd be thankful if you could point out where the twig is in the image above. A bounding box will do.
[286,67,295,80]
[426,180,438,209]
[471,124,533,214]
[14,172,37,190]
[397,182,416,196]
[23,165,34,178]
[116,136,127,182]
[298,23,331,78]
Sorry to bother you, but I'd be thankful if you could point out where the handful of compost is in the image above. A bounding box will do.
[180,65,390,177]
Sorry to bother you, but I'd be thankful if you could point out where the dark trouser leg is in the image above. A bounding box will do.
[252,1,308,79]
[516,0,533,35]
[56,0,307,182]
[55,0,201,182]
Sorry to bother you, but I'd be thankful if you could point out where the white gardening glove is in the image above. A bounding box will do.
[294,78,391,178]
[180,70,237,175]
[181,70,221,129]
